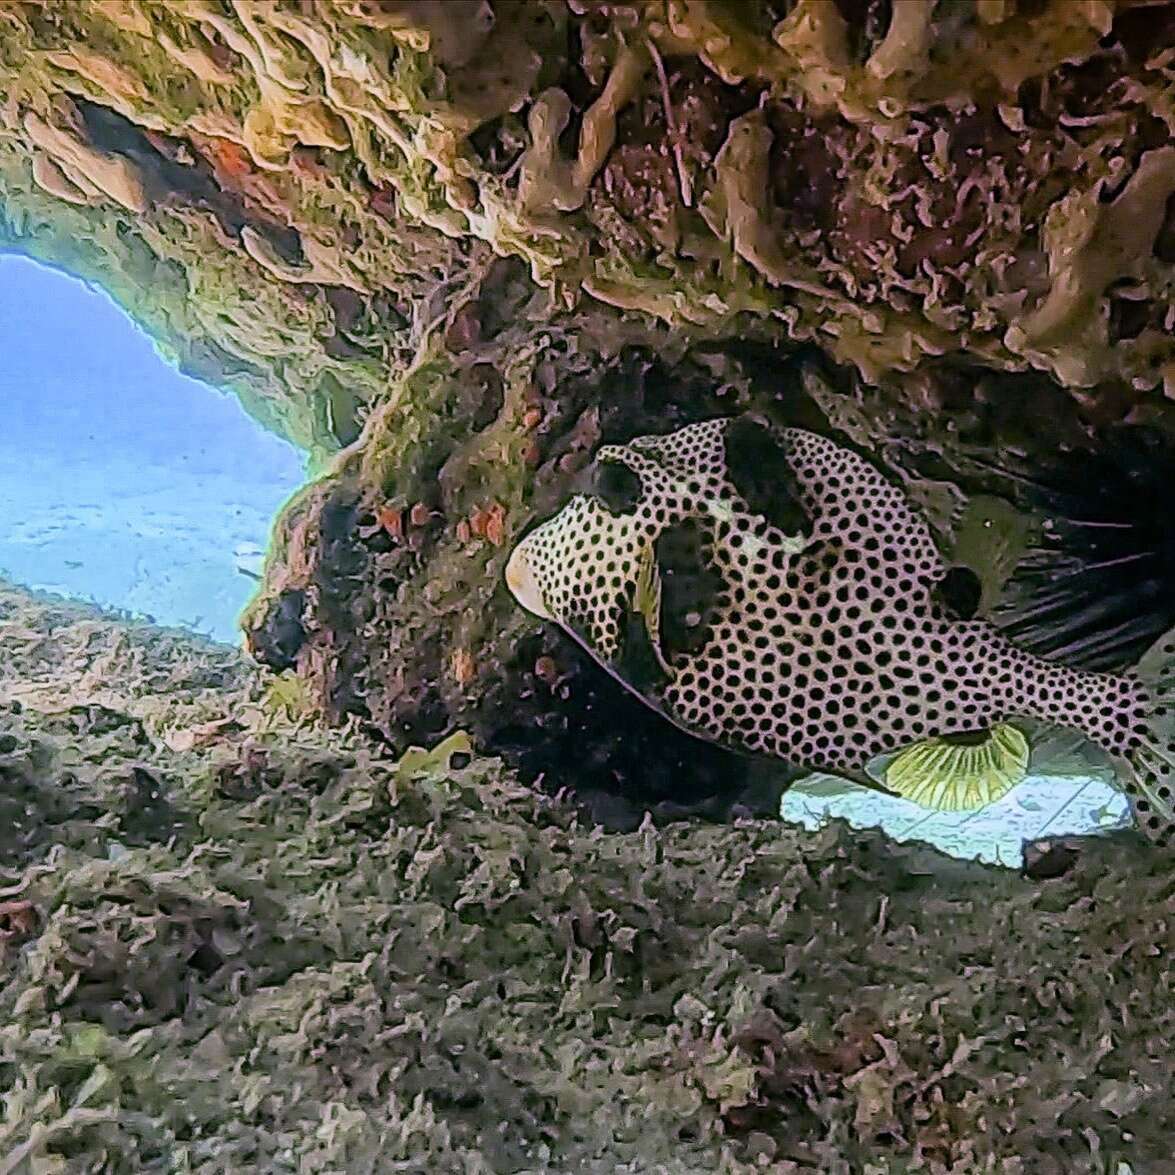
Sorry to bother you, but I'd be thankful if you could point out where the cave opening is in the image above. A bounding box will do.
[0,254,305,643]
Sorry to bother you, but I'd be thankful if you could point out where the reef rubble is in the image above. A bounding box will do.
[1,578,1173,1172]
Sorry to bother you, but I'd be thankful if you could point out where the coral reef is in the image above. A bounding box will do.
[4,8,1175,1157]
[2,1,1175,811]
[1,578,1172,1172]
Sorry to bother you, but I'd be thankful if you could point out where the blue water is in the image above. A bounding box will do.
[0,254,306,644]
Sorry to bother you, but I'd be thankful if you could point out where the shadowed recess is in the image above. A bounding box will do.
[994,424,1175,671]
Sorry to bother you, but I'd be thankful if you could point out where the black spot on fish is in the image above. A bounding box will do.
[578,459,644,515]
[934,565,983,620]
[655,519,723,658]
[723,416,812,537]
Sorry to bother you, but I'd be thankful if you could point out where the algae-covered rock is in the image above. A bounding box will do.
[2,1,1175,811]
[1,579,1172,1172]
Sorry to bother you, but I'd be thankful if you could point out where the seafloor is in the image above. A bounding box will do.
[0,577,1169,1173]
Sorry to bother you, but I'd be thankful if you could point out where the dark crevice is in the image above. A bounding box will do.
[75,98,304,264]
[248,589,307,672]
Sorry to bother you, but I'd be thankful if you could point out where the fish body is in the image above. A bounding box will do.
[506,417,1175,842]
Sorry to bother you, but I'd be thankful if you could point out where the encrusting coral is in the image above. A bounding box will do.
[4,1,1173,431]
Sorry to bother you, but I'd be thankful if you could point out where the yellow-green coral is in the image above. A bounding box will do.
[259,668,319,726]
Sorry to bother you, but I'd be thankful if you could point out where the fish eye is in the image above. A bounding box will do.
[588,460,643,514]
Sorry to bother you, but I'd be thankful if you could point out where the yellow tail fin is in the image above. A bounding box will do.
[871,724,1029,813]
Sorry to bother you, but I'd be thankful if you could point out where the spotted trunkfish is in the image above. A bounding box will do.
[505,416,1175,843]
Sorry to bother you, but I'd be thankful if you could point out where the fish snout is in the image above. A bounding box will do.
[505,541,552,620]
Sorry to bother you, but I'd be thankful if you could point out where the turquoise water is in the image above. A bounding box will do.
[0,252,1130,862]
[0,254,305,644]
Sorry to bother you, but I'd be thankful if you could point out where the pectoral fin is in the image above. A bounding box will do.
[632,543,674,680]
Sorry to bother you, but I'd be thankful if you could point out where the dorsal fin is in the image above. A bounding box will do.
[932,565,983,621]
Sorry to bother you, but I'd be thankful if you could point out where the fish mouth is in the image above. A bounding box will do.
[505,541,552,620]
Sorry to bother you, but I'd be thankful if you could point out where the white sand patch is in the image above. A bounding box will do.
[783,769,1131,865]
[0,255,305,645]
[0,440,299,644]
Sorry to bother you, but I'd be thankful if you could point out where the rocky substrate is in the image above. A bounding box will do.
[0,579,1171,1173]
